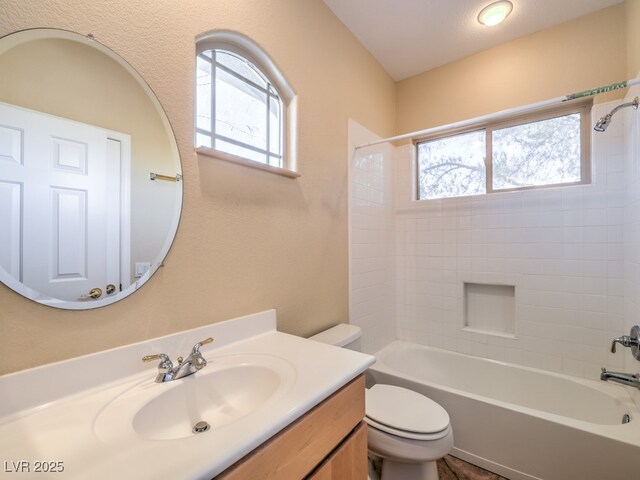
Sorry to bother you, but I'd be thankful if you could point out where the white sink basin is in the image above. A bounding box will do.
[95,354,296,442]
[134,364,281,440]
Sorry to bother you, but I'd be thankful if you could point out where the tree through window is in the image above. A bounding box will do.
[416,102,591,200]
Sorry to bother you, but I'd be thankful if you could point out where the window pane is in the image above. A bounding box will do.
[215,67,267,151]
[196,56,212,132]
[196,132,211,148]
[269,96,281,157]
[215,138,268,164]
[269,155,282,168]
[216,50,267,88]
[418,130,486,200]
[492,113,581,190]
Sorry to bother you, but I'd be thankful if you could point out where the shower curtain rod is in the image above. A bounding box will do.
[354,78,640,150]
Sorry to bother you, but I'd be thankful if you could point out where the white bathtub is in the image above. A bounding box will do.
[367,341,640,480]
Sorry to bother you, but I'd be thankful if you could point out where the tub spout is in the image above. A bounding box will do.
[600,368,640,388]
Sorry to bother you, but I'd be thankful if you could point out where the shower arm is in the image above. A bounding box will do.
[607,96,639,118]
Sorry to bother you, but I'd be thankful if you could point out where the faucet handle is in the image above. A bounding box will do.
[142,353,173,371]
[611,334,640,353]
[609,326,640,360]
[611,337,625,353]
[189,337,213,370]
[192,337,214,354]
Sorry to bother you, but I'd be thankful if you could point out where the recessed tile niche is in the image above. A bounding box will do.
[463,283,516,337]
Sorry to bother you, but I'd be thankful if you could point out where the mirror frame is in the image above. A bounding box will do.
[0,28,183,310]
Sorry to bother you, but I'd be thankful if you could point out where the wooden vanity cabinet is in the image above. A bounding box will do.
[217,374,367,480]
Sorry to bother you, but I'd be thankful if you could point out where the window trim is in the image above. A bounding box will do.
[196,145,300,178]
[414,99,592,200]
[195,30,298,176]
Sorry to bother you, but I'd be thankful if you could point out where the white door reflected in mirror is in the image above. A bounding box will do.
[0,28,182,309]
[0,102,131,302]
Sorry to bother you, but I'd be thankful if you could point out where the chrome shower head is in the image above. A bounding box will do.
[594,114,612,132]
[594,96,639,132]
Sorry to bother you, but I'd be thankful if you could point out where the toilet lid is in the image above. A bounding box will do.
[365,384,450,434]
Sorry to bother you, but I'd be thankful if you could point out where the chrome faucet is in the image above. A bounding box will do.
[600,368,640,389]
[143,337,214,383]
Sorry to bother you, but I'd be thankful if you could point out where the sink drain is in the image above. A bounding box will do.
[622,414,631,424]
[193,421,211,434]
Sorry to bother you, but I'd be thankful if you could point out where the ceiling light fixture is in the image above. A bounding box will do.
[477,0,513,27]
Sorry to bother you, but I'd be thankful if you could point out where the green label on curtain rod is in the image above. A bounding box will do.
[565,81,628,101]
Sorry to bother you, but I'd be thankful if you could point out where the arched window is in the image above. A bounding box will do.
[195,31,297,176]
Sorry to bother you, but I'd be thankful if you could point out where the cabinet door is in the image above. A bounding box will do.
[307,422,367,480]
[217,375,365,480]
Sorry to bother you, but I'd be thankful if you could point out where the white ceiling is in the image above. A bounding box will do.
[323,0,624,81]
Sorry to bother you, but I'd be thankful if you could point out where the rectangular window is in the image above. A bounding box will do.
[416,102,591,200]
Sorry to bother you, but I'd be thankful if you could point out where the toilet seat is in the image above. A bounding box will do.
[365,416,451,441]
[365,384,450,441]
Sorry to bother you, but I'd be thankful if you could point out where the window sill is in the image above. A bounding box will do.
[196,146,300,179]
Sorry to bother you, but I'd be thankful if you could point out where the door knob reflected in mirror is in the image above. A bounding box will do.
[79,288,103,300]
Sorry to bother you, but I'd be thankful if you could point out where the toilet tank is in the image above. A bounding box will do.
[308,324,362,351]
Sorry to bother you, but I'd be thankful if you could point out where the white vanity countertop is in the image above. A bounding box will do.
[0,310,374,479]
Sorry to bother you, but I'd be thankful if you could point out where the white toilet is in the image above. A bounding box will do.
[309,324,453,480]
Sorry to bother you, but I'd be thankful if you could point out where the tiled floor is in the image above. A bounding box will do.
[437,455,509,480]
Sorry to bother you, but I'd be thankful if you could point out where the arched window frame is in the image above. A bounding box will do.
[195,31,298,177]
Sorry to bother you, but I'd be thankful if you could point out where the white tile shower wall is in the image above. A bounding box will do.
[394,100,628,380]
[623,84,640,406]
[348,120,396,353]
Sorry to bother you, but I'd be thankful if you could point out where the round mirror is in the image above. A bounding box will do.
[0,29,182,309]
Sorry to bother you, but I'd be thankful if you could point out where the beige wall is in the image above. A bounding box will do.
[628,0,640,77]
[0,0,396,374]
[396,5,627,135]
